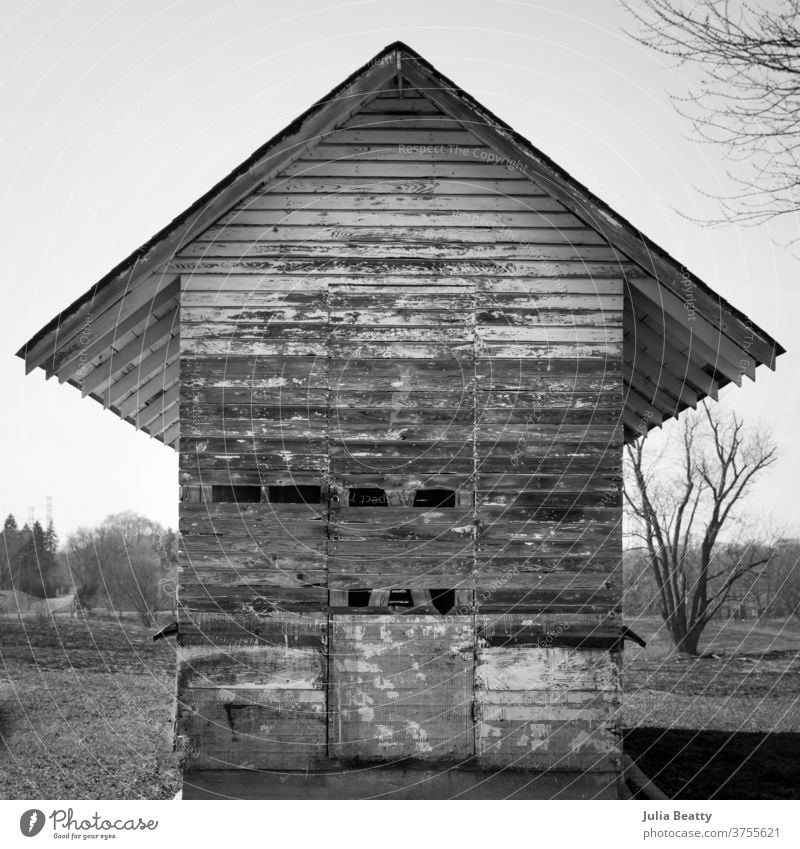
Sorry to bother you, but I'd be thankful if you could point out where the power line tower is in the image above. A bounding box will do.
[27,506,35,525]
[46,496,53,528]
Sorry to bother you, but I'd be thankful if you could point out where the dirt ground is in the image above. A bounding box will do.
[618,615,800,799]
[0,615,180,799]
[1,612,798,799]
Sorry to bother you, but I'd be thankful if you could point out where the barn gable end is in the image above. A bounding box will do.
[17,43,782,447]
[175,83,623,791]
[17,42,783,799]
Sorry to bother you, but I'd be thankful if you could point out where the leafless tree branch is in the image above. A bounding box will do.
[624,400,778,653]
[624,0,800,243]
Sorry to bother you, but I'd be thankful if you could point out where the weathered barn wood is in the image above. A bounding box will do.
[18,42,783,799]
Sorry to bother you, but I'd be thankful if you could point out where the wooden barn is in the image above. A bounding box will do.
[17,42,783,799]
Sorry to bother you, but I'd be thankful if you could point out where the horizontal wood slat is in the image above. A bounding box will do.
[174,74,627,776]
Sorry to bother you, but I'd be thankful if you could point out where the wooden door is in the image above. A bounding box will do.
[328,615,475,762]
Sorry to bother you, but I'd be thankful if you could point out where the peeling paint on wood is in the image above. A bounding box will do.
[176,84,623,776]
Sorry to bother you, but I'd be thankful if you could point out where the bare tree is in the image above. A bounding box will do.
[64,524,121,613]
[624,402,778,654]
[625,0,800,230]
[100,512,171,627]
[763,539,800,617]
[64,512,174,627]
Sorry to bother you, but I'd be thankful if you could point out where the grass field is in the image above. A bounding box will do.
[618,615,800,799]
[620,614,800,731]
[0,612,798,799]
[0,615,179,799]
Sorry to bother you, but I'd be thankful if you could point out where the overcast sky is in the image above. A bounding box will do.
[1,0,797,539]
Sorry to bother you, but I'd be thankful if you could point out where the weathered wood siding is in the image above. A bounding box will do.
[175,87,623,778]
[329,617,474,761]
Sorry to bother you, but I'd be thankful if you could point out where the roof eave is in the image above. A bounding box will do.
[16,40,416,364]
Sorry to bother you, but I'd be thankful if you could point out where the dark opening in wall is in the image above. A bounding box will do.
[347,590,372,607]
[210,485,262,503]
[267,485,322,504]
[349,488,387,507]
[413,489,456,508]
[340,588,456,613]
[429,588,456,615]
[387,589,414,607]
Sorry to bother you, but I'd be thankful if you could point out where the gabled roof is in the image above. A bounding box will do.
[16,41,784,448]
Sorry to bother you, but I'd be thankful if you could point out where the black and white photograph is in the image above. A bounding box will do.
[0,0,798,838]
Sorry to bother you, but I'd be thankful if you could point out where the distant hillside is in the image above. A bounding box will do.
[0,590,75,614]
[0,589,39,613]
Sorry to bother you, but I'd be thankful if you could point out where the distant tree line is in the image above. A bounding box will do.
[0,511,178,627]
[0,515,59,598]
[64,512,178,626]
[624,540,800,621]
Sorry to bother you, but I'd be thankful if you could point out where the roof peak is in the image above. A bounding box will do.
[18,39,783,418]
[375,40,423,57]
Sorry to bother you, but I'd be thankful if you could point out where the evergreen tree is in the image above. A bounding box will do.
[13,520,59,598]
[0,513,20,590]
[12,523,34,595]
[44,519,58,555]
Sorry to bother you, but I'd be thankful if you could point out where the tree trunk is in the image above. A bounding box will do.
[673,625,701,656]
[661,607,702,655]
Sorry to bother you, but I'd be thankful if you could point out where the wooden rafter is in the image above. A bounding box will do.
[636,299,752,386]
[54,277,180,382]
[16,42,784,451]
[623,407,647,437]
[163,420,180,447]
[143,397,180,438]
[626,365,681,418]
[81,309,178,397]
[624,344,699,409]
[137,384,180,429]
[118,358,180,419]
[622,309,720,401]
[106,334,180,408]
[18,58,399,376]
[623,382,664,426]
[400,57,780,371]
[625,275,755,381]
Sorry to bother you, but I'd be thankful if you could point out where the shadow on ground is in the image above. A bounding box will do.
[624,728,800,799]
